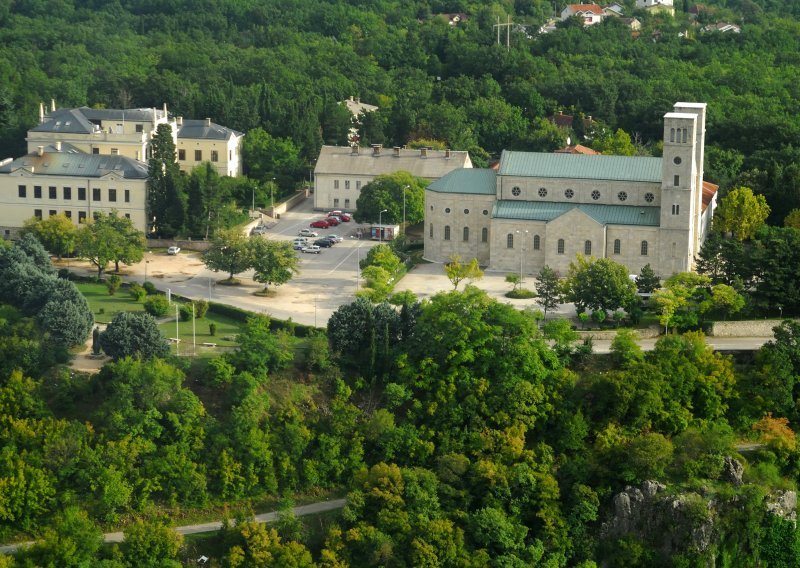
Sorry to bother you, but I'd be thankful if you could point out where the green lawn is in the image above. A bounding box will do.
[158,312,241,357]
[75,282,144,323]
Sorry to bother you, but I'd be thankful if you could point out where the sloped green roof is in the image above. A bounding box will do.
[493,200,661,226]
[499,151,663,182]
[426,168,496,194]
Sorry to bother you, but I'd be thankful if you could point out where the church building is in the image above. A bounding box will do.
[424,102,717,277]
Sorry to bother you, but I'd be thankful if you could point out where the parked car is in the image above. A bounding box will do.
[167,246,181,255]
[325,217,340,226]
[293,242,306,250]
[314,238,334,248]
[325,234,343,243]
[299,229,319,237]
[310,219,330,229]
[339,213,352,222]
[250,225,267,235]
[301,245,321,254]
[328,210,343,217]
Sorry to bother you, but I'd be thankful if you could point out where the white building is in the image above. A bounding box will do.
[313,144,472,212]
[561,4,606,25]
[0,142,149,237]
[424,103,718,278]
[635,0,675,15]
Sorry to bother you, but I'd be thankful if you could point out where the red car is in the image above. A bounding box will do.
[339,213,352,222]
[310,219,330,228]
[325,217,340,226]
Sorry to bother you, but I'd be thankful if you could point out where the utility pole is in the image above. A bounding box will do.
[402,185,408,236]
[493,15,513,50]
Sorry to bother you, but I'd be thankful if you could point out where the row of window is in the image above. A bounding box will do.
[332,180,362,190]
[431,225,650,256]
[509,186,658,203]
[439,207,491,215]
[332,198,351,209]
[18,185,130,203]
[670,128,689,144]
[178,149,224,162]
[31,209,131,222]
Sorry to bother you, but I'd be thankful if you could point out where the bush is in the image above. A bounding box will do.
[505,288,536,299]
[209,322,217,336]
[144,295,170,317]
[142,281,157,295]
[179,303,193,321]
[57,268,70,280]
[99,311,169,360]
[106,274,122,295]
[128,283,146,302]
[193,299,209,318]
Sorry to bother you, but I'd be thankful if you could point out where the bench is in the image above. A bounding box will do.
[201,342,217,347]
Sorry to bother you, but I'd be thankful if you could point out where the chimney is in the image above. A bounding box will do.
[163,102,168,116]
[445,149,451,159]
[420,148,428,158]
[349,96,354,102]
[37,146,44,157]
[205,118,211,127]
[372,144,382,156]
[355,97,360,104]
[39,102,45,123]
[351,144,359,155]
[177,116,183,126]
[55,141,61,151]
[51,99,55,112]
[393,146,401,157]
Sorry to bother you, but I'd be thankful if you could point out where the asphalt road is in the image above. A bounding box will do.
[0,498,347,554]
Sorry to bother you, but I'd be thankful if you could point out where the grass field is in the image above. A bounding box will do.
[75,282,145,322]
[75,281,243,356]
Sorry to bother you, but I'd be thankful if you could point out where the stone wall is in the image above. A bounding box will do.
[576,326,661,341]
[147,238,210,252]
[708,319,793,338]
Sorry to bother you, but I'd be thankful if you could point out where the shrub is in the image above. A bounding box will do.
[179,303,193,321]
[100,311,169,360]
[142,281,157,295]
[128,283,146,302]
[505,288,536,299]
[106,274,122,295]
[209,323,217,336]
[193,299,209,318]
[57,268,70,280]
[143,295,170,317]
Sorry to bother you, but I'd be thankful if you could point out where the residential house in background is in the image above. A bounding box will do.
[424,102,718,278]
[0,142,149,237]
[313,144,472,212]
[175,117,243,177]
[703,22,741,33]
[635,0,675,16]
[561,4,606,25]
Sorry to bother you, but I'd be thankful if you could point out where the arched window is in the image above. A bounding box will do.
[641,240,649,256]
[670,128,675,143]
[613,239,621,254]
[682,128,688,143]
[481,228,488,243]
[429,223,433,238]
[584,240,592,255]
[533,235,540,250]
[444,225,450,240]
[507,234,514,248]
[557,239,565,254]
[463,227,469,241]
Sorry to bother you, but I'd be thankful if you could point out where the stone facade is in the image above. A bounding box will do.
[424,102,717,278]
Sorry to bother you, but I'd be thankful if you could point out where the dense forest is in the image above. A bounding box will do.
[1,0,800,223]
[3,0,800,565]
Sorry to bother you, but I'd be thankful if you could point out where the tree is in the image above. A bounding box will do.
[228,314,294,375]
[590,127,637,156]
[37,281,94,348]
[651,272,711,333]
[105,213,146,273]
[75,216,118,278]
[636,264,661,293]
[444,255,483,290]
[241,127,304,185]
[248,238,299,292]
[122,517,183,568]
[563,255,638,315]
[535,265,561,317]
[359,244,401,274]
[100,311,170,360]
[147,123,185,237]
[354,171,427,225]
[784,208,800,229]
[221,521,314,568]
[22,213,77,259]
[203,228,253,282]
[714,186,770,241]
[22,507,103,568]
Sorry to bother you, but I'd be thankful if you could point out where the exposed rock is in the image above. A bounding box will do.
[722,456,744,486]
[642,480,666,497]
[766,490,797,523]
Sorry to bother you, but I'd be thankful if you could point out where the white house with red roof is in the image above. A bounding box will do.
[561,4,605,25]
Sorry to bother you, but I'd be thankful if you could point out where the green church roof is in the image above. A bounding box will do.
[426,168,496,194]
[493,200,661,226]
[499,151,663,183]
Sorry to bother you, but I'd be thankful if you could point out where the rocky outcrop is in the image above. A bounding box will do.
[722,456,744,486]
[766,490,797,523]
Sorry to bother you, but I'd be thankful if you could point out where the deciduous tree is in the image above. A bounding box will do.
[535,265,561,317]
[22,213,77,260]
[444,255,483,290]
[563,255,637,315]
[714,186,770,241]
[249,238,299,292]
[100,311,170,360]
[354,171,427,225]
[204,228,253,282]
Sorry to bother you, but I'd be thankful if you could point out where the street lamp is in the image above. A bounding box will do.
[516,229,529,286]
[270,177,276,210]
[251,184,255,214]
[401,186,407,236]
[144,259,150,283]
[379,209,388,243]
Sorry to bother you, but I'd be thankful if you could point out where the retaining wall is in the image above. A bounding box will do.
[708,319,794,338]
[147,238,211,252]
[576,326,661,341]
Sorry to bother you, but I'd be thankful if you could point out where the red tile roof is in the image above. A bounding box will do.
[549,111,574,128]
[702,180,718,212]
[555,144,601,155]
[567,3,604,14]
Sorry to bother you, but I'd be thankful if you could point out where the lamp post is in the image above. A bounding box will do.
[251,184,255,214]
[401,185,407,235]
[379,209,388,243]
[144,259,150,283]
[270,177,276,210]
[516,229,528,286]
